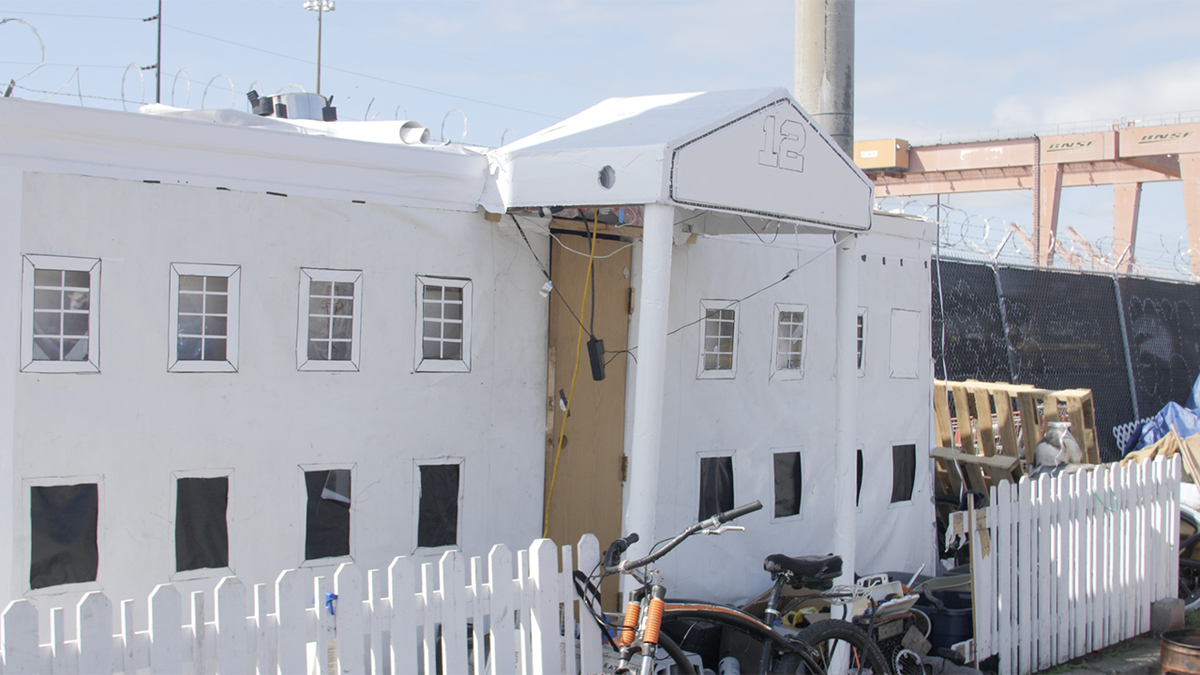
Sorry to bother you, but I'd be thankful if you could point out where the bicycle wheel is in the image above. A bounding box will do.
[793,619,891,674]
[657,633,697,675]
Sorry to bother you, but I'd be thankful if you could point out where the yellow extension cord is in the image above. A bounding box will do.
[542,211,600,538]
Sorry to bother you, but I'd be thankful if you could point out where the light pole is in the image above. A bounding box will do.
[303,0,335,96]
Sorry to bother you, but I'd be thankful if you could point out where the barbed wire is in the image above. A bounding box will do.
[876,197,1198,282]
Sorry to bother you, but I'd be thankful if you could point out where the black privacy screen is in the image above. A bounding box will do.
[31,483,98,589]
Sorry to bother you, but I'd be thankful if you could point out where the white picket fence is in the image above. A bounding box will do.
[951,455,1180,674]
[0,535,605,675]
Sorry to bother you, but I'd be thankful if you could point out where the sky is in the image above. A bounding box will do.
[3,0,1200,275]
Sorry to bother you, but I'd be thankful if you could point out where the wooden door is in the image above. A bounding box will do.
[545,231,631,603]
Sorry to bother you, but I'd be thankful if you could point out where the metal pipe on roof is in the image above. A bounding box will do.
[795,0,855,155]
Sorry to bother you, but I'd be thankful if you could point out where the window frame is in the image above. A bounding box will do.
[170,469,234,581]
[23,475,104,596]
[770,303,808,381]
[770,447,804,522]
[412,457,465,555]
[298,463,356,568]
[21,254,101,373]
[414,276,473,373]
[168,263,241,373]
[296,268,363,372]
[696,299,739,380]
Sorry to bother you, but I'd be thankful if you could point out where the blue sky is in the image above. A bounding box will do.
[3,0,1200,272]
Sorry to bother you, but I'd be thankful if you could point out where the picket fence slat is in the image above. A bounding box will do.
[970,456,1178,675]
[489,545,515,675]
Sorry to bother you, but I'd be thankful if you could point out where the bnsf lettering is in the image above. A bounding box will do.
[1138,131,1193,144]
[1047,141,1094,151]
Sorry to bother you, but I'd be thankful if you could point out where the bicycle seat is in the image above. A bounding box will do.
[763,553,842,585]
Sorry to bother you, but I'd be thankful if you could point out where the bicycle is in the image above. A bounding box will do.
[576,500,892,674]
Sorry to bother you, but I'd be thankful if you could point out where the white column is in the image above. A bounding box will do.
[0,168,20,598]
[622,203,675,564]
[833,231,859,593]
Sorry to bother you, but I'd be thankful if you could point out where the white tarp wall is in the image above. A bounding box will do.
[630,213,935,603]
[0,98,550,613]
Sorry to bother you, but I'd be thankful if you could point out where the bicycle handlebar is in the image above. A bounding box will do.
[607,500,762,574]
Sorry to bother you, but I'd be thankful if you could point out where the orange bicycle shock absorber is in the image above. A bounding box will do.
[619,597,641,647]
[642,587,667,646]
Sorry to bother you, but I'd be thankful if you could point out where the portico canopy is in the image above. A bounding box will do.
[490,88,873,232]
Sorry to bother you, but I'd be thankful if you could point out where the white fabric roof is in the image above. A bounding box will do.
[0,98,490,212]
[490,88,874,231]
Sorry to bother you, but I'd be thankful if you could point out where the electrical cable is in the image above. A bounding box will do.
[542,209,599,538]
[510,215,592,339]
[164,24,561,120]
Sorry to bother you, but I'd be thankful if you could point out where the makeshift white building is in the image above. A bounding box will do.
[0,87,933,611]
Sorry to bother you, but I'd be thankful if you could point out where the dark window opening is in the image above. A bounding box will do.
[773,452,802,518]
[31,483,98,589]
[175,477,229,572]
[418,464,461,548]
[856,449,864,507]
[891,444,916,503]
[305,470,351,560]
[698,456,735,521]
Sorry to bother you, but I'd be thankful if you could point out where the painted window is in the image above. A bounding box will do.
[415,276,472,373]
[772,450,802,518]
[169,263,240,372]
[175,476,229,572]
[856,448,864,507]
[417,462,462,549]
[30,483,98,589]
[697,300,738,379]
[22,254,100,373]
[771,304,807,380]
[304,469,351,561]
[857,309,867,376]
[297,269,363,371]
[891,444,916,503]
[698,455,735,520]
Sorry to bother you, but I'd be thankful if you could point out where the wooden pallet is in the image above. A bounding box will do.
[933,379,1100,495]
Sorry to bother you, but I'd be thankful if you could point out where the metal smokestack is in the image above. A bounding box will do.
[795,0,855,155]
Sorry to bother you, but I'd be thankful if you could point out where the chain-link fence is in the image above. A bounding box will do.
[932,257,1200,462]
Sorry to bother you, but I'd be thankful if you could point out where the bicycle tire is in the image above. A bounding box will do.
[793,619,891,674]
[657,633,697,675]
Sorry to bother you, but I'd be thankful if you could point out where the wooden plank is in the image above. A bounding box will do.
[468,557,485,675]
[1018,479,1033,675]
[971,387,998,456]
[993,389,1020,457]
[1055,473,1070,665]
[996,482,1014,674]
[439,552,470,675]
[215,577,248,675]
[387,557,417,675]
[930,447,1021,471]
[576,535,602,675]
[275,569,308,675]
[517,549,531,675]
[2,599,40,675]
[934,381,954,447]
[334,564,366,675]
[951,385,977,455]
[1018,392,1041,461]
[1037,475,1052,671]
[560,544,577,675]
[529,540,561,675]
[419,563,437,675]
[488,545,515,675]
[149,584,183,675]
[119,599,138,675]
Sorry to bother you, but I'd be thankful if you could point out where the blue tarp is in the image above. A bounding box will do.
[1125,373,1200,455]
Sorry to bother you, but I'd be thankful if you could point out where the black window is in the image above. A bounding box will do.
[856,449,864,507]
[305,469,351,560]
[30,483,98,589]
[418,464,461,548]
[175,477,229,572]
[891,444,916,503]
[773,452,802,518]
[698,456,735,521]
